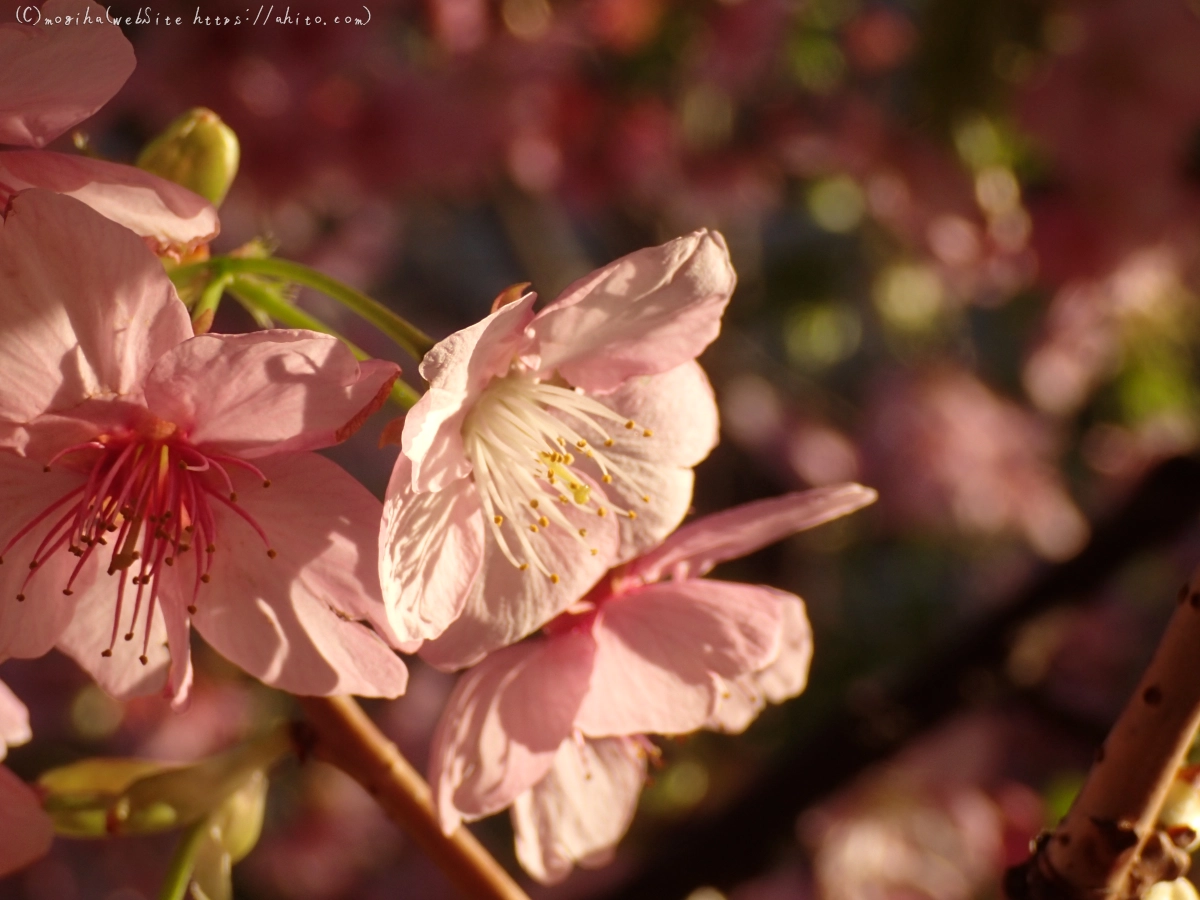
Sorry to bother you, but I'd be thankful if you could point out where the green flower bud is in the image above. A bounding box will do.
[190,772,270,900]
[137,107,240,207]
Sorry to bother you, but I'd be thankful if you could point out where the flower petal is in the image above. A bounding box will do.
[527,230,735,393]
[0,766,53,878]
[0,152,219,256]
[511,736,647,885]
[708,591,813,734]
[0,190,191,453]
[0,453,87,660]
[0,0,134,147]
[418,480,620,671]
[144,331,398,459]
[0,680,30,758]
[379,455,484,643]
[626,483,878,584]
[576,579,782,737]
[404,295,536,492]
[429,632,595,832]
[190,453,408,697]
[54,577,171,701]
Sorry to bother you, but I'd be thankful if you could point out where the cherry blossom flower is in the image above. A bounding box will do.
[0,189,408,703]
[0,679,53,878]
[428,483,876,883]
[0,0,219,257]
[381,230,734,668]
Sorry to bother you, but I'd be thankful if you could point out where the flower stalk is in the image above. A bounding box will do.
[298,696,530,900]
[170,256,435,361]
[1006,566,1200,899]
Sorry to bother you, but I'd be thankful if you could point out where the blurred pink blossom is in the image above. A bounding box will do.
[381,230,734,669]
[0,679,52,879]
[0,190,407,705]
[862,366,1088,559]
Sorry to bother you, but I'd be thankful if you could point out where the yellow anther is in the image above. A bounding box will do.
[591,548,598,555]
[529,524,539,533]
[604,438,614,447]
[643,429,653,437]
[559,494,569,503]
[563,453,574,464]
[530,499,539,509]
[549,573,560,584]
[642,494,650,503]
[597,507,607,517]
[602,474,613,483]
[538,516,549,527]
[494,515,504,525]
[625,420,635,430]
[578,528,588,537]
[556,437,565,446]
[626,510,637,519]
[576,440,587,448]
[519,563,529,571]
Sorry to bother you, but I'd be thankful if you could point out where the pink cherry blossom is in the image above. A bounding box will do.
[0,0,219,257]
[381,230,734,669]
[0,189,408,704]
[0,679,53,878]
[428,483,877,883]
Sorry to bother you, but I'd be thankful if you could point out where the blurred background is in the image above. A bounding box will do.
[5,0,1200,897]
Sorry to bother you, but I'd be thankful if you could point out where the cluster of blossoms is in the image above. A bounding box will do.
[0,0,876,888]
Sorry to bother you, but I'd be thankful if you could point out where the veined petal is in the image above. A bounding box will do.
[190,454,407,698]
[527,230,735,393]
[0,681,30,758]
[379,455,484,643]
[511,736,647,885]
[429,632,594,832]
[626,483,878,584]
[418,482,619,671]
[55,576,171,700]
[0,766,53,878]
[708,591,813,734]
[404,295,536,493]
[0,151,219,256]
[0,0,134,147]
[576,579,782,737]
[0,190,191,453]
[0,453,87,660]
[144,331,398,459]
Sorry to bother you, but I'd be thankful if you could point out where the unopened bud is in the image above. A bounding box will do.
[1159,764,1200,851]
[137,108,240,207]
[1146,879,1200,900]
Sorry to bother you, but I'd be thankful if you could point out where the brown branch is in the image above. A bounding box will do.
[1006,572,1200,900]
[297,695,531,900]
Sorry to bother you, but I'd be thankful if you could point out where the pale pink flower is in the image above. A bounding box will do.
[0,0,219,257]
[429,484,877,883]
[381,230,734,669]
[0,189,408,703]
[0,679,53,878]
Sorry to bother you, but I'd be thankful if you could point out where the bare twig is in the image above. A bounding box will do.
[1006,572,1200,900]
[298,696,530,900]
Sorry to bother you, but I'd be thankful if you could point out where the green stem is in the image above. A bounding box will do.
[228,278,421,409]
[158,819,209,900]
[173,257,434,361]
[192,272,233,327]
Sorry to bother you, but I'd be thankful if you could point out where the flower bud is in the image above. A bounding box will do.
[1158,764,1200,851]
[191,771,270,900]
[1146,879,1200,900]
[137,108,240,207]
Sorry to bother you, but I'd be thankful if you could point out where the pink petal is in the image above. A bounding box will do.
[0,190,191,453]
[0,454,86,660]
[568,362,718,563]
[429,632,595,832]
[190,453,408,698]
[511,736,647,885]
[0,680,30,757]
[575,579,783,737]
[708,591,813,734]
[626,483,878,585]
[527,230,736,393]
[0,151,219,255]
[404,295,536,492]
[418,481,620,671]
[379,455,484,643]
[54,577,171,701]
[0,0,134,147]
[0,766,52,878]
[144,331,398,459]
